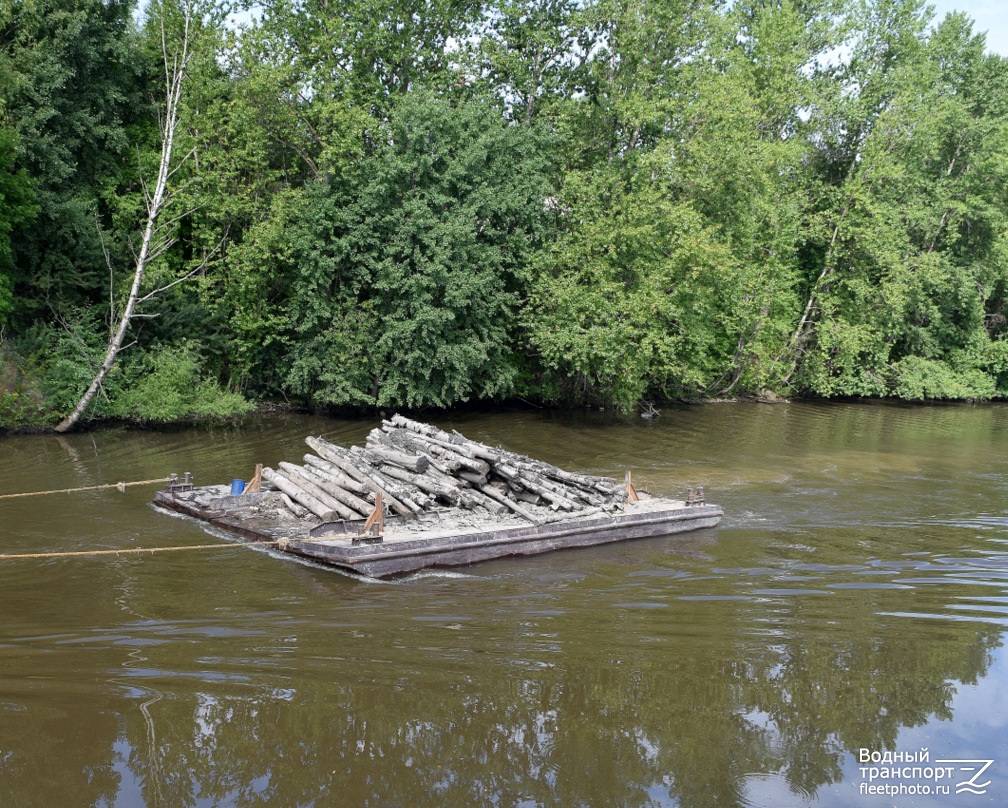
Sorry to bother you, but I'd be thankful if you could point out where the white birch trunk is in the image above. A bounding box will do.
[55,3,193,432]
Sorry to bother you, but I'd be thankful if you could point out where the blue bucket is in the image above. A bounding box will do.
[230,479,245,496]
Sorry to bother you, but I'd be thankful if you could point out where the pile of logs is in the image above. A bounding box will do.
[260,415,624,524]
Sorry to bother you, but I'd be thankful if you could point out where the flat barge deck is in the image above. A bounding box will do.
[152,415,723,578]
[155,486,723,578]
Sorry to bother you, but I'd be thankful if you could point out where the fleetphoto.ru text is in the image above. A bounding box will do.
[859,748,994,797]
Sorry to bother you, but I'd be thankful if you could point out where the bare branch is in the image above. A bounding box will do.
[137,238,225,305]
[94,213,117,333]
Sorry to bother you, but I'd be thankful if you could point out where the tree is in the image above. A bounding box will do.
[55,0,207,431]
[787,2,1008,399]
[478,0,588,126]
[0,125,36,324]
[0,0,144,326]
[526,168,739,407]
[285,89,553,408]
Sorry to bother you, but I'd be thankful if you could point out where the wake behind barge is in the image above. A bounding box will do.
[153,416,723,578]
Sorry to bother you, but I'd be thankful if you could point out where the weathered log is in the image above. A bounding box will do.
[417,453,461,480]
[345,445,428,510]
[382,425,492,475]
[278,492,310,519]
[510,486,544,506]
[438,423,619,495]
[486,454,603,507]
[387,416,480,458]
[456,470,488,488]
[297,464,374,518]
[488,446,607,507]
[305,419,620,520]
[279,462,358,521]
[302,454,370,496]
[391,416,619,499]
[364,429,431,473]
[306,437,420,516]
[462,487,510,515]
[347,447,431,511]
[360,444,430,474]
[378,463,462,504]
[513,472,584,510]
[309,438,401,500]
[487,479,511,496]
[262,467,335,521]
[306,437,373,485]
[477,483,542,523]
[426,464,470,490]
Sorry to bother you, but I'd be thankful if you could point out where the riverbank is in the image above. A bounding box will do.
[4,337,1004,436]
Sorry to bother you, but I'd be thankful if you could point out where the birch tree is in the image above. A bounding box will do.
[55,0,203,431]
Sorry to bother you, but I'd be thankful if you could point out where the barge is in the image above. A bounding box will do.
[153,416,723,578]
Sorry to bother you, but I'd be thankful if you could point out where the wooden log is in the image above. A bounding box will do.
[485,452,603,507]
[378,463,462,504]
[347,447,430,511]
[302,454,370,496]
[514,472,587,509]
[382,425,491,475]
[487,479,511,496]
[487,462,577,510]
[435,423,619,495]
[343,444,428,510]
[418,453,461,480]
[278,492,310,519]
[388,416,480,459]
[362,444,430,475]
[262,467,334,521]
[390,416,619,500]
[306,438,423,517]
[298,465,373,517]
[462,487,510,515]
[426,464,469,490]
[456,469,489,487]
[477,482,542,524]
[379,425,445,459]
[511,486,544,506]
[306,437,374,485]
[279,462,358,521]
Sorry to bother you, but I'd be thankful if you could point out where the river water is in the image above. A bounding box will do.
[1,403,1007,807]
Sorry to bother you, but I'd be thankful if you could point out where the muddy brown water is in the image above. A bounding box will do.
[1,403,1007,807]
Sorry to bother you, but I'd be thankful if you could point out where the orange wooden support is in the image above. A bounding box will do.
[625,470,639,503]
[362,490,385,536]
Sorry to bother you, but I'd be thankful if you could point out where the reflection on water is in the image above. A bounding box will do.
[1,404,1008,806]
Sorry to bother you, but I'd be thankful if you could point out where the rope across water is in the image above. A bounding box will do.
[0,477,172,499]
[1,477,292,559]
[0,540,286,561]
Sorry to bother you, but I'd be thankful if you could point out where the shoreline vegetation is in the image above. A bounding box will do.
[2,0,1008,432]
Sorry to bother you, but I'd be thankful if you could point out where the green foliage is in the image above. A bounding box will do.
[788,4,1008,401]
[285,89,553,409]
[0,341,46,428]
[2,0,1008,426]
[890,356,996,401]
[0,125,36,323]
[39,310,110,416]
[37,312,249,424]
[106,343,251,422]
[527,170,738,407]
[0,0,147,325]
[478,0,588,126]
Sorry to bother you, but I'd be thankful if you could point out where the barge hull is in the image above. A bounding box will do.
[288,505,722,577]
[154,489,722,578]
